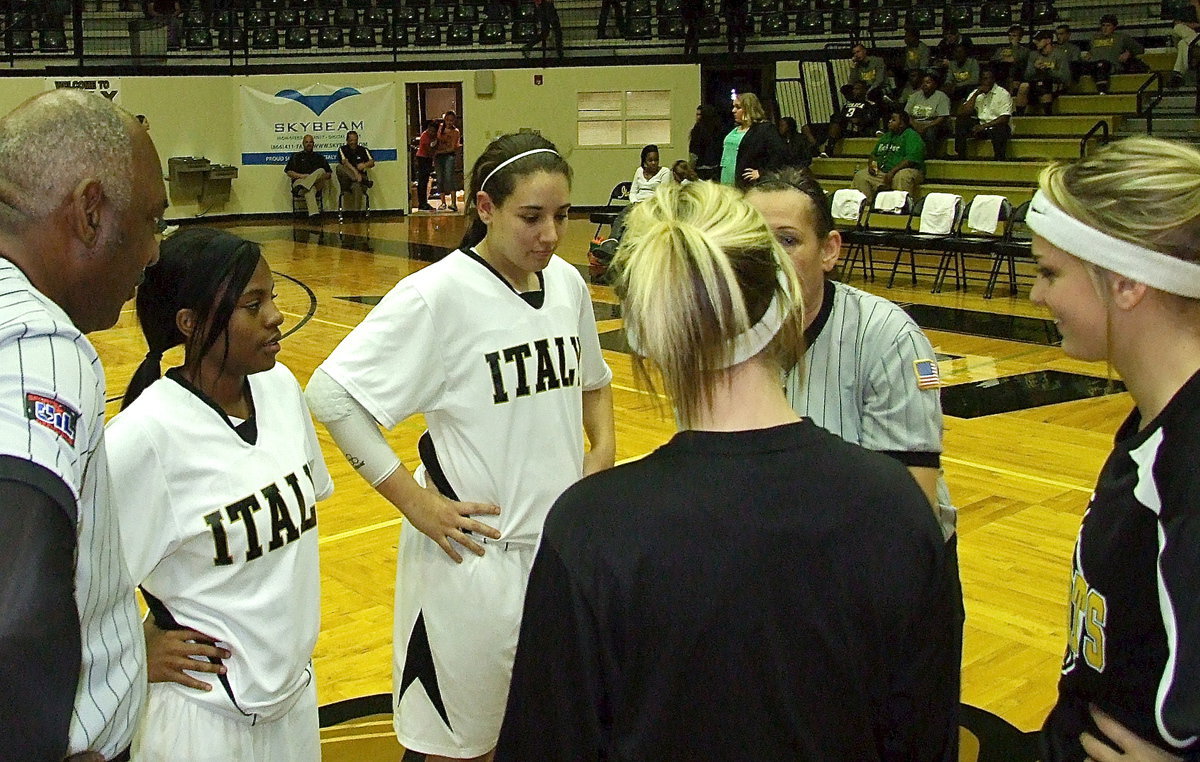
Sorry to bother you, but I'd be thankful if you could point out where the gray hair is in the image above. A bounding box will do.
[0,89,134,229]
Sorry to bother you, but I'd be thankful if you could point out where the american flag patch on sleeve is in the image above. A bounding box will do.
[913,359,941,390]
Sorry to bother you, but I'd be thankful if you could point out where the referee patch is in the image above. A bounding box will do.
[913,360,941,390]
[25,393,80,446]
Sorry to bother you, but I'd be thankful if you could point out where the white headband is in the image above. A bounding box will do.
[625,271,789,369]
[480,149,560,192]
[1027,189,1200,299]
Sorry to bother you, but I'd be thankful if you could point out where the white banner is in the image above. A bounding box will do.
[47,77,121,103]
[240,83,397,166]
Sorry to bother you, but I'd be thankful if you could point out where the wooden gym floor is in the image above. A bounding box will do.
[91,211,1125,751]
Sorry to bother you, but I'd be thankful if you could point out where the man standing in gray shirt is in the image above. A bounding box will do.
[1081,14,1147,92]
[1016,30,1073,114]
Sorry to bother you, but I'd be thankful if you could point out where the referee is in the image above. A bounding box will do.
[0,90,167,761]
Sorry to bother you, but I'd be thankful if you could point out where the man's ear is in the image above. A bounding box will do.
[71,178,104,249]
[176,308,197,341]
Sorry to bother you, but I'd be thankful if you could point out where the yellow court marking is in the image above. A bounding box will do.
[319,518,402,546]
[942,455,1093,494]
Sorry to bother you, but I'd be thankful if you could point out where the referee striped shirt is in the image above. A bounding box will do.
[786,280,956,537]
[0,258,145,757]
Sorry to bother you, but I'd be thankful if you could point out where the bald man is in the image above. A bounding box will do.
[0,89,167,761]
[285,133,331,218]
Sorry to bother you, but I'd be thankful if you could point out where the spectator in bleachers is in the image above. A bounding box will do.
[1169,0,1199,86]
[681,0,702,59]
[902,27,932,75]
[892,68,923,108]
[598,0,624,39]
[42,0,70,29]
[992,25,1031,90]
[934,26,973,72]
[943,44,981,102]
[906,72,951,157]
[144,0,182,50]
[722,92,786,189]
[435,110,461,211]
[1016,30,1073,115]
[337,130,375,214]
[1055,25,1084,83]
[413,120,437,212]
[851,110,925,199]
[726,0,748,53]
[522,0,563,59]
[777,116,812,169]
[285,134,330,219]
[954,69,1013,160]
[689,104,724,181]
[630,144,670,202]
[819,81,879,158]
[844,43,888,106]
[1080,15,1148,94]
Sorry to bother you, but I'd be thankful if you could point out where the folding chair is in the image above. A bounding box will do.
[887,192,964,289]
[828,189,871,281]
[589,181,633,239]
[988,199,1032,298]
[848,190,914,284]
[936,195,1012,293]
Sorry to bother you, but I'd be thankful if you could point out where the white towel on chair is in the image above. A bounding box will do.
[831,188,867,221]
[967,194,1005,234]
[919,192,961,234]
[874,190,908,213]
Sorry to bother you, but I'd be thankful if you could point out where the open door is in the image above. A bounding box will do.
[405,81,465,214]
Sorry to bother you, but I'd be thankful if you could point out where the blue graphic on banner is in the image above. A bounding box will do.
[242,148,398,166]
[274,87,361,116]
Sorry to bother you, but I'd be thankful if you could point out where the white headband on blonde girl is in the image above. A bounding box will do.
[480,149,560,192]
[625,271,789,369]
[1027,190,1200,299]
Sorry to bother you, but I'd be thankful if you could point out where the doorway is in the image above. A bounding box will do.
[406,81,465,214]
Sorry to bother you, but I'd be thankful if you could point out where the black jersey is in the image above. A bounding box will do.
[1042,369,1200,761]
[497,420,960,761]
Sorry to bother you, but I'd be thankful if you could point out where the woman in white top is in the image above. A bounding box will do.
[629,143,670,202]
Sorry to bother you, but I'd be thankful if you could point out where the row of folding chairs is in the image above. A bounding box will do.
[183,20,516,48]
[833,188,1032,298]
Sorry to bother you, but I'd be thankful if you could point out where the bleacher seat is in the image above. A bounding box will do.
[782,0,805,11]
[277,9,300,26]
[627,16,652,38]
[514,3,537,20]
[485,3,512,21]
[797,11,823,34]
[512,19,538,42]
[698,14,721,38]
[981,1,1013,26]
[382,23,409,46]
[347,0,373,7]
[395,6,418,25]
[350,25,376,45]
[318,25,344,46]
[364,7,389,26]
[447,23,472,43]
[183,10,209,30]
[762,12,789,35]
[290,0,316,8]
[7,29,33,53]
[628,0,652,17]
[868,8,898,32]
[830,9,858,33]
[945,5,972,29]
[425,5,449,23]
[334,7,358,27]
[659,15,685,37]
[253,27,280,48]
[213,11,237,29]
[1022,1,1056,24]
[219,27,246,49]
[479,21,505,43]
[246,9,271,27]
[415,23,441,45]
[285,26,312,48]
[453,4,479,23]
[907,6,936,29]
[260,0,285,11]
[750,0,777,13]
[40,29,68,52]
[186,27,214,49]
[304,8,327,27]
[814,0,839,9]
[659,0,681,14]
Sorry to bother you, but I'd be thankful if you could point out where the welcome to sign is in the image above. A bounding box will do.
[240,82,397,166]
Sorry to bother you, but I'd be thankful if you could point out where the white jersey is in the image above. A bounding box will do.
[106,362,333,724]
[787,280,956,537]
[0,258,145,757]
[319,249,611,544]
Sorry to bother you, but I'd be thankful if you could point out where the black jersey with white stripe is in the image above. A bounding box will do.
[1042,369,1200,761]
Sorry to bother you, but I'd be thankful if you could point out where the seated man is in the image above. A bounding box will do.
[1055,24,1084,81]
[943,44,980,102]
[901,26,931,75]
[851,110,925,199]
[1081,14,1148,93]
[1016,30,1073,115]
[991,25,1031,90]
[1169,0,1199,87]
[337,129,375,214]
[905,71,952,156]
[954,69,1013,160]
[934,26,973,71]
[819,81,880,157]
[285,133,331,218]
[843,43,888,106]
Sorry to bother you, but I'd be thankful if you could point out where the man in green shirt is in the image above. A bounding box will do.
[851,110,925,199]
